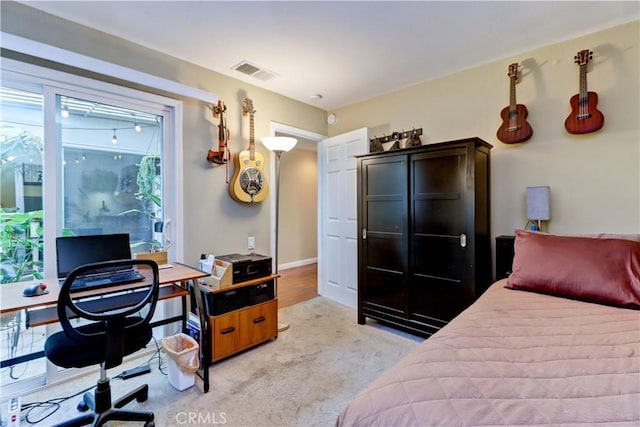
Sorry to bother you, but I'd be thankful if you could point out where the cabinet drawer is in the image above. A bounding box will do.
[211,311,240,361]
[239,300,277,349]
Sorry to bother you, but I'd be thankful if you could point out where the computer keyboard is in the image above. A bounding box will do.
[69,270,145,293]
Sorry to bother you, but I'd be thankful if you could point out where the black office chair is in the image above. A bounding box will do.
[44,259,159,427]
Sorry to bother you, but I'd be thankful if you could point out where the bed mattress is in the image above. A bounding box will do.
[337,280,640,426]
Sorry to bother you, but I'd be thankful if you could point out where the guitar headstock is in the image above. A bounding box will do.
[507,63,519,81]
[213,100,226,118]
[243,98,255,116]
[574,49,592,66]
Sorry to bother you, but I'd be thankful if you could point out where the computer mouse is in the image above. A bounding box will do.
[23,282,48,297]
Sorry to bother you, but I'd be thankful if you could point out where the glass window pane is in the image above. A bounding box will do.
[59,95,163,253]
[0,85,46,392]
[1,86,45,284]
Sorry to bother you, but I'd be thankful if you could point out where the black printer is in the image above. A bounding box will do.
[215,253,272,284]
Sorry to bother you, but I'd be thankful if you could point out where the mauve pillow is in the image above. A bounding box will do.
[506,230,640,309]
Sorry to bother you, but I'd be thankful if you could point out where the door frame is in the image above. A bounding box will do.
[268,122,325,274]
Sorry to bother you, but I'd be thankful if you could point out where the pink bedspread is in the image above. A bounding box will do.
[338,280,640,426]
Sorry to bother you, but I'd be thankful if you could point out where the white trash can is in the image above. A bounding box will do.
[163,333,199,391]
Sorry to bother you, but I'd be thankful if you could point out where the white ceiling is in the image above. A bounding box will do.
[18,1,640,111]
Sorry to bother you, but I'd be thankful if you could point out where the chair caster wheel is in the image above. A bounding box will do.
[137,388,148,402]
[77,401,89,412]
[144,421,154,427]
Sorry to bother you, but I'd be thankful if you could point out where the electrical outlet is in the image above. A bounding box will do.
[248,236,255,251]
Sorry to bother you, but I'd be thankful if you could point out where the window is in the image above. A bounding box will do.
[0,58,183,394]
[58,94,164,250]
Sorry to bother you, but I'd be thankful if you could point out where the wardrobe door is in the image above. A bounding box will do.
[409,147,473,322]
[359,155,408,319]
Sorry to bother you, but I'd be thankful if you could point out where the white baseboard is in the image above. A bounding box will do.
[279,257,317,271]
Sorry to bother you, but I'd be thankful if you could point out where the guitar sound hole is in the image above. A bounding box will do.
[240,167,264,195]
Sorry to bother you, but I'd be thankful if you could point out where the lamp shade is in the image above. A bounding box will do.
[262,136,297,153]
[526,186,550,221]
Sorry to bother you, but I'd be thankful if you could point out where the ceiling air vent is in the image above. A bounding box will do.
[232,60,278,82]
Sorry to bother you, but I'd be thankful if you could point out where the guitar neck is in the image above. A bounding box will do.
[579,63,588,101]
[219,108,227,146]
[249,112,255,160]
[509,76,517,112]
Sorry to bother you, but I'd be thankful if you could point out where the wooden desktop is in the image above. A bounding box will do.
[0,262,213,392]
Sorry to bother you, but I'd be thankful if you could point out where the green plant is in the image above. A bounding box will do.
[0,209,44,283]
[136,155,161,207]
[118,155,162,251]
[0,210,75,283]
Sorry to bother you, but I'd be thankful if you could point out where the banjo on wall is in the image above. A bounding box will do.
[229,98,269,203]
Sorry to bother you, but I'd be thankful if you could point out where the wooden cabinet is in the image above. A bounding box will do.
[199,275,278,363]
[211,311,240,361]
[238,301,277,349]
[357,138,492,336]
[210,299,277,361]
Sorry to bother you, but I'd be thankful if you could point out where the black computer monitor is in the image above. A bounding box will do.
[55,233,132,278]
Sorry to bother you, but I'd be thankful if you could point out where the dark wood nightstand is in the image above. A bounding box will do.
[495,235,516,281]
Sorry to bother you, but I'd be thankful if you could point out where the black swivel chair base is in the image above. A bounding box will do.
[55,376,154,427]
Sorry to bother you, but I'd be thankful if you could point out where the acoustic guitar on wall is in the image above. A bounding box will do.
[229,98,269,203]
[564,49,604,134]
[496,63,533,144]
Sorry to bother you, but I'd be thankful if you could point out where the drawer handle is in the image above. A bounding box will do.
[253,316,266,324]
[220,326,235,335]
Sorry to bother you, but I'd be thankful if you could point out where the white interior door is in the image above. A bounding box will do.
[318,128,369,307]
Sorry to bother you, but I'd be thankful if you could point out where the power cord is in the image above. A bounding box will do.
[146,335,168,376]
[21,382,96,424]
[19,332,178,424]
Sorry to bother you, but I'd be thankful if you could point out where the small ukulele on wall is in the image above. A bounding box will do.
[564,49,604,134]
[496,63,533,144]
[229,98,269,203]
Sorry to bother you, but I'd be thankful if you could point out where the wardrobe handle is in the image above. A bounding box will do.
[220,326,235,335]
[362,229,367,239]
[460,234,467,248]
[253,316,266,324]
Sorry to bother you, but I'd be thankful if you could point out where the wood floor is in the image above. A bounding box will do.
[277,263,318,308]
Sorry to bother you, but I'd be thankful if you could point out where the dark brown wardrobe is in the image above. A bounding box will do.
[356,138,492,336]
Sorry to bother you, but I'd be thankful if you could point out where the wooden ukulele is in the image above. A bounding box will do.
[496,63,533,144]
[207,100,232,181]
[564,49,604,134]
[229,98,269,203]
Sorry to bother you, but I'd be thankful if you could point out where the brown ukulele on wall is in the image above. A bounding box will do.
[564,49,604,134]
[229,98,269,203]
[496,63,533,144]
[207,100,232,182]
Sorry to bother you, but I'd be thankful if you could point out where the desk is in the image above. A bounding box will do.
[0,263,212,392]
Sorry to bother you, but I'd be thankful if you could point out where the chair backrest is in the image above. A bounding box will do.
[57,258,160,368]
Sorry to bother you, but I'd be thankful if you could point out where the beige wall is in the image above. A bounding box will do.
[1,2,327,266]
[278,145,318,265]
[3,2,638,269]
[330,21,640,238]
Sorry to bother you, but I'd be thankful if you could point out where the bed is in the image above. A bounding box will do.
[338,230,640,426]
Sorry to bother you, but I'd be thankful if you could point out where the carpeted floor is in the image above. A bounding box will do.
[22,297,421,426]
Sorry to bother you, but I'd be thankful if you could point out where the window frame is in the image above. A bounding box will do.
[1,57,185,392]
[2,57,185,275]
